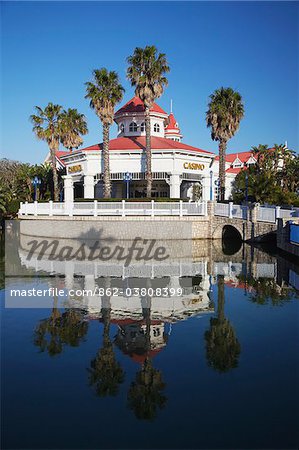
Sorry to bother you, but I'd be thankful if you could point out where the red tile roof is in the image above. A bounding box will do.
[77,136,213,155]
[226,167,244,174]
[215,151,255,163]
[115,96,167,116]
[55,150,71,158]
[130,349,162,364]
[165,112,179,130]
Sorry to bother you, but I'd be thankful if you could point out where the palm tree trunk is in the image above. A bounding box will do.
[219,140,227,201]
[50,147,59,201]
[145,108,152,198]
[217,275,225,322]
[103,123,111,198]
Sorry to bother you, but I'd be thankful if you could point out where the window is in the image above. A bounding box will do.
[129,122,138,132]
[154,123,160,133]
[140,122,145,132]
[119,123,124,133]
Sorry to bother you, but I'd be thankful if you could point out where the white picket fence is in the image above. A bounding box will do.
[19,200,207,217]
[18,200,299,222]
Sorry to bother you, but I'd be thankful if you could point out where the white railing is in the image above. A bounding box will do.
[214,203,230,217]
[19,200,207,217]
[256,206,277,223]
[18,200,298,222]
[214,202,248,220]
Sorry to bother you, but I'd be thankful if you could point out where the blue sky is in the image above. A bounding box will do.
[1,1,298,164]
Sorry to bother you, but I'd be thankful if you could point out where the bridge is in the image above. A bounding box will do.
[18,200,299,242]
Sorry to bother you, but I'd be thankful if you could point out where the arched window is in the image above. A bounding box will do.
[129,122,138,132]
[140,122,145,132]
[154,123,160,133]
[119,123,124,133]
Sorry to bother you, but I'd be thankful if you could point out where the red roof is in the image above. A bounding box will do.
[115,96,167,116]
[215,151,255,163]
[130,349,162,364]
[77,136,213,155]
[56,150,71,158]
[226,167,243,174]
[165,112,179,130]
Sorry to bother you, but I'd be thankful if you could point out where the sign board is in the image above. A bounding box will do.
[68,165,82,174]
[183,162,205,170]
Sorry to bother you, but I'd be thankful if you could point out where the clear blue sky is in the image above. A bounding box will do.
[1,1,298,164]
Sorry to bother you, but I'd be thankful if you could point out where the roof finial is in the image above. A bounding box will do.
[170,99,173,113]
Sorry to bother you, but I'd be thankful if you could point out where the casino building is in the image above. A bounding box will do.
[54,96,248,201]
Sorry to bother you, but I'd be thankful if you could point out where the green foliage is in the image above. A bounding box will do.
[60,108,88,151]
[232,144,299,205]
[85,68,125,125]
[206,87,244,201]
[0,159,65,218]
[206,87,244,143]
[237,275,295,306]
[192,182,202,201]
[127,45,170,108]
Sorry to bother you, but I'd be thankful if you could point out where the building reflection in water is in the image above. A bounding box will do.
[6,228,298,421]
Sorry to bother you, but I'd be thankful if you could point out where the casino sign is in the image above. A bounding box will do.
[183,162,205,171]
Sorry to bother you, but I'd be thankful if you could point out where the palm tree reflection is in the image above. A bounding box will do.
[205,275,241,373]
[88,305,124,397]
[34,298,88,356]
[122,303,167,421]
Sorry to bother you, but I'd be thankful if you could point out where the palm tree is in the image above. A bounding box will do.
[60,108,88,152]
[206,87,244,201]
[127,46,170,197]
[85,69,124,198]
[205,275,241,373]
[30,103,63,201]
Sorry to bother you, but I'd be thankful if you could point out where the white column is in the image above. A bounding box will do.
[169,173,182,198]
[201,175,211,202]
[84,174,95,199]
[63,175,74,204]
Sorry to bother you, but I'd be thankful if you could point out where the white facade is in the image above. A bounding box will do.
[60,97,237,202]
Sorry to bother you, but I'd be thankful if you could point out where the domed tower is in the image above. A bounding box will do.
[114,96,168,138]
[164,101,182,142]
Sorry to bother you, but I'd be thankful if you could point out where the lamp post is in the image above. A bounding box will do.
[214,178,220,201]
[123,172,132,199]
[31,176,41,201]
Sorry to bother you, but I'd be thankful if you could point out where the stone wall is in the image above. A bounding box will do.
[18,201,278,243]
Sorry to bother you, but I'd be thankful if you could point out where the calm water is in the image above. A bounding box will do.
[1,227,299,450]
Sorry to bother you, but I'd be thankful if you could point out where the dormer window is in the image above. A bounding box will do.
[140,122,145,132]
[119,123,125,133]
[129,122,138,132]
[154,123,160,133]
